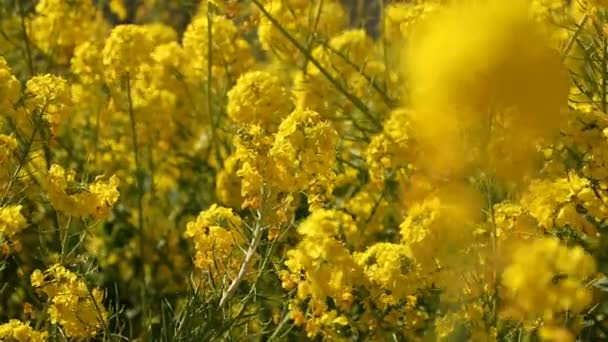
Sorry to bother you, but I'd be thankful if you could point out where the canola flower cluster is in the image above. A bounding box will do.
[1,0,608,340]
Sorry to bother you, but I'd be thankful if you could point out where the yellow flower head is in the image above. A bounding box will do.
[0,319,47,342]
[0,205,26,240]
[25,74,72,135]
[182,14,254,80]
[227,70,292,128]
[31,264,107,338]
[0,56,20,113]
[270,109,337,192]
[102,25,154,82]
[406,0,569,179]
[184,204,246,275]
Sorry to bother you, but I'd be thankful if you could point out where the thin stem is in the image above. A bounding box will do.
[2,113,41,206]
[207,3,224,168]
[125,73,147,328]
[603,35,607,113]
[485,177,498,327]
[561,13,589,63]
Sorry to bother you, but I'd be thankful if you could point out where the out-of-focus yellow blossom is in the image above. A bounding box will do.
[102,25,154,82]
[0,319,47,342]
[435,302,496,341]
[110,0,128,21]
[270,109,337,192]
[538,325,575,342]
[399,185,483,300]
[184,205,248,281]
[400,187,481,249]
[257,0,347,63]
[71,41,104,85]
[406,0,568,180]
[588,0,608,9]
[30,0,107,63]
[502,237,596,322]
[310,29,375,80]
[130,41,197,144]
[182,14,254,80]
[216,154,244,208]
[31,265,108,338]
[227,70,292,129]
[0,134,18,194]
[141,23,178,45]
[0,205,26,240]
[44,164,120,220]
[530,0,572,45]
[561,110,608,182]
[345,183,391,239]
[408,0,567,123]
[383,1,441,43]
[0,56,20,115]
[25,74,72,136]
[490,202,543,260]
[531,0,572,20]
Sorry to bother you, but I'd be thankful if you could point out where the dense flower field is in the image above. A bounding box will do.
[2,0,608,340]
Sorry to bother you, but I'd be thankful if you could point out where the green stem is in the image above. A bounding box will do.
[561,13,589,63]
[207,3,224,168]
[125,73,147,328]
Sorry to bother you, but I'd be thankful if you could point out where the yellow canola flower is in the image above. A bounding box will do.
[71,41,104,85]
[102,25,154,82]
[0,56,20,114]
[30,0,106,62]
[31,265,108,338]
[44,164,120,220]
[226,70,292,128]
[25,74,72,136]
[0,319,47,342]
[284,209,364,319]
[0,205,27,240]
[354,242,418,305]
[182,14,254,80]
[270,109,337,192]
[184,204,247,277]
